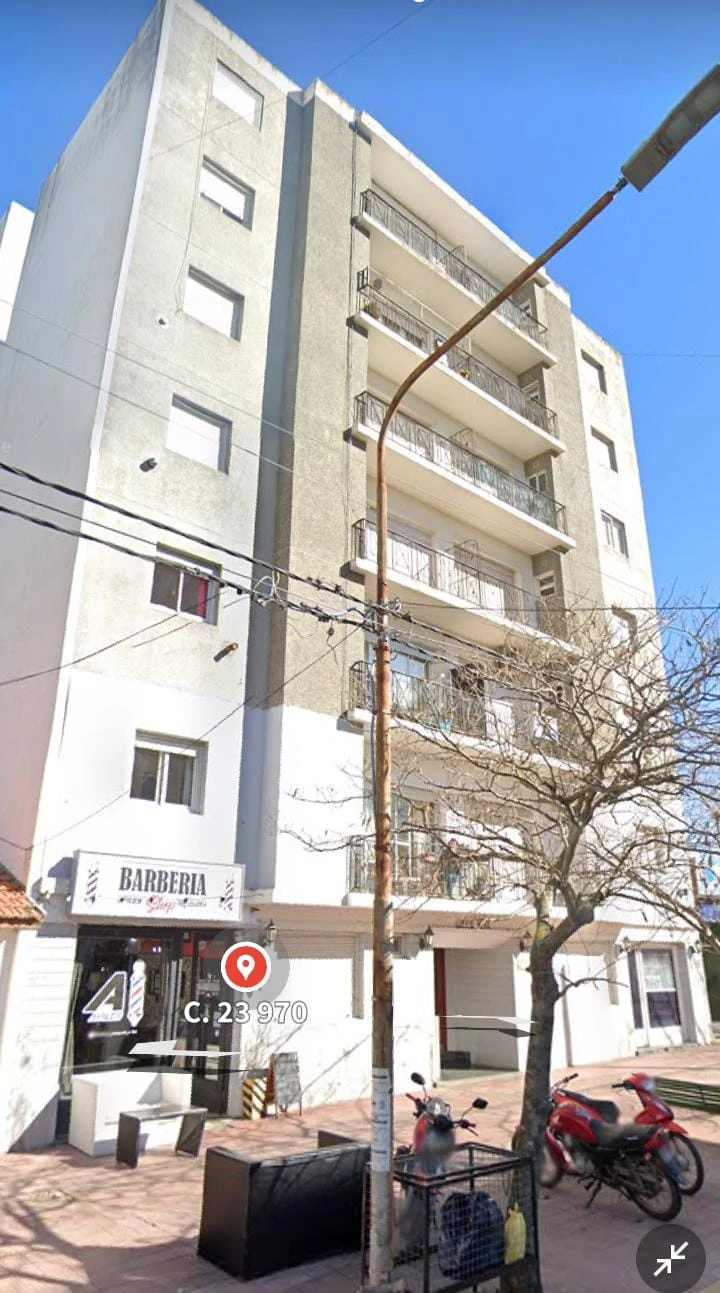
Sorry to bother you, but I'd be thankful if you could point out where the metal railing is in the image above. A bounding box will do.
[360,189,548,348]
[355,392,567,534]
[347,835,524,900]
[352,518,542,630]
[357,273,558,437]
[348,660,488,739]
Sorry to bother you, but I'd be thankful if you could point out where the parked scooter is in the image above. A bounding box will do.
[563,1071,704,1195]
[529,1072,683,1220]
[395,1072,489,1254]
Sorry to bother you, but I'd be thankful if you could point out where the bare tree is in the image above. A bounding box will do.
[374,602,720,1177]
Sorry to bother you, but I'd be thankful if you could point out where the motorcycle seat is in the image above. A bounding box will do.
[589,1119,656,1149]
[558,1089,620,1123]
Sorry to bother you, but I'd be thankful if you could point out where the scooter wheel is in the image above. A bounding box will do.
[667,1133,704,1195]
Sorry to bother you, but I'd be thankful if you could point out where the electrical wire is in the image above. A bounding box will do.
[0,326,706,618]
[151,0,444,164]
[0,498,371,632]
[0,457,371,613]
[0,621,363,855]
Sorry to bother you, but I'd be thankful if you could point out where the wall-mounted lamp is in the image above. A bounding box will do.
[419,927,434,951]
[263,919,277,949]
[214,642,238,663]
[139,458,157,472]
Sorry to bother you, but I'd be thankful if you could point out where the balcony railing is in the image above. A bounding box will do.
[357,272,558,438]
[352,518,544,631]
[349,660,487,739]
[347,835,524,900]
[356,392,567,535]
[361,189,548,348]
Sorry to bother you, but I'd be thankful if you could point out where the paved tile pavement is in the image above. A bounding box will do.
[1,1045,719,1292]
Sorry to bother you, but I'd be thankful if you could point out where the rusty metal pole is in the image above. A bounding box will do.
[365,177,628,1291]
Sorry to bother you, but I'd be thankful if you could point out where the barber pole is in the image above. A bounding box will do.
[127,959,146,1029]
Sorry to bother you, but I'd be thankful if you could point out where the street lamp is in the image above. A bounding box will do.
[366,63,720,1292]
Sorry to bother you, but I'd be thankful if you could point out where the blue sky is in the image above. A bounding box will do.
[1,0,719,605]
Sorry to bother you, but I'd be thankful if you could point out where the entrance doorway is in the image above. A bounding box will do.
[628,948,684,1049]
[59,926,234,1137]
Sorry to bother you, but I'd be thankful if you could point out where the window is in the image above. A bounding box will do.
[130,734,207,812]
[527,471,548,495]
[581,351,607,393]
[212,61,263,127]
[591,428,618,471]
[611,607,637,645]
[150,547,220,623]
[184,268,243,339]
[200,159,254,227]
[167,396,230,471]
[601,510,628,557]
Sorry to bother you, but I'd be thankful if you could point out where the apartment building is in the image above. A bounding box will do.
[0,0,711,1151]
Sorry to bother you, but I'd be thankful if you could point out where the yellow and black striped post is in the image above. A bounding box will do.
[242,1075,267,1120]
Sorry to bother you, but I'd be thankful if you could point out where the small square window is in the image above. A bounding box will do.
[130,734,207,812]
[213,61,263,128]
[150,547,220,624]
[591,429,618,471]
[200,159,254,227]
[581,351,607,393]
[612,607,637,644]
[184,268,243,339]
[167,397,230,471]
[601,510,629,557]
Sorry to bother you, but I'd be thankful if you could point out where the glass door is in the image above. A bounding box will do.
[628,948,683,1048]
[176,932,232,1114]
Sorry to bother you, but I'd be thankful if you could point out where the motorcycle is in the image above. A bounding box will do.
[560,1070,704,1195]
[395,1071,489,1255]
[530,1072,683,1220]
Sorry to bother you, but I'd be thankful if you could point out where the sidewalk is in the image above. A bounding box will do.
[1,1045,719,1293]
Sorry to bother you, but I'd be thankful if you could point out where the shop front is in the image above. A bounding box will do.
[57,851,245,1136]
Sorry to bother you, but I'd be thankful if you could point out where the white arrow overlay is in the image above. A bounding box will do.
[654,1240,688,1278]
[130,1040,245,1058]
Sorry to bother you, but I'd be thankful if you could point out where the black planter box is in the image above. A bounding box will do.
[197,1136,370,1279]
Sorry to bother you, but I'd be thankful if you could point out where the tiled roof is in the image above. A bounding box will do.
[0,865,44,928]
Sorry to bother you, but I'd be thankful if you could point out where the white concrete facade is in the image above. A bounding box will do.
[0,0,711,1151]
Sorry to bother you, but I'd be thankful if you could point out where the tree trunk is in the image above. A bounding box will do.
[500,945,559,1293]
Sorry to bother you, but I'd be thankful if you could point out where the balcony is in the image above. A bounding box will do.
[347,660,568,759]
[359,189,554,370]
[348,660,487,740]
[355,274,561,460]
[355,392,573,556]
[347,835,524,903]
[351,519,566,647]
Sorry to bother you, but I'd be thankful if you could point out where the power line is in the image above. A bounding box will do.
[0,327,699,617]
[152,0,443,163]
[0,498,370,632]
[0,457,371,613]
[0,622,363,856]
[0,591,238,688]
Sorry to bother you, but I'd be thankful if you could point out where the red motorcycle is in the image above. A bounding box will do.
[533,1072,682,1220]
[557,1071,704,1195]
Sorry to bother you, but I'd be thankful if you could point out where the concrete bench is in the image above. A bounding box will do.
[116,1103,207,1169]
[654,1077,720,1114]
[69,1069,194,1157]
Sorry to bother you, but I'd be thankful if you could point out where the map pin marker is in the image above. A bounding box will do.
[237,953,256,981]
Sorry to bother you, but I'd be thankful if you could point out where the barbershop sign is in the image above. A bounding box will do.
[71,851,244,922]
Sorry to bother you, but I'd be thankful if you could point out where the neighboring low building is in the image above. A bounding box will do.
[0,202,33,342]
[0,0,711,1152]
